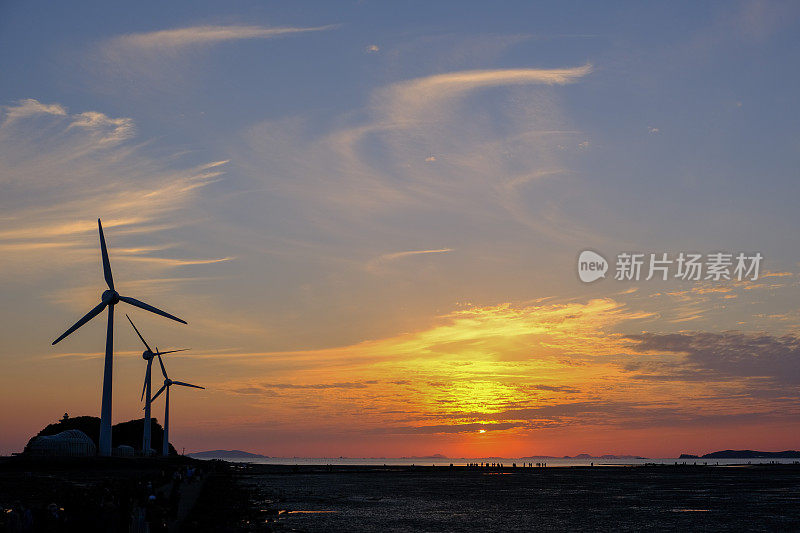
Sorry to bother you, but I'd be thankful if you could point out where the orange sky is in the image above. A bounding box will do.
[4,284,799,457]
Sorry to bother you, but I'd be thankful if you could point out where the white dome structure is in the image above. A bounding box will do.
[28,429,97,457]
[114,444,135,457]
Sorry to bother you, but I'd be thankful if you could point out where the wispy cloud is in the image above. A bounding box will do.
[0,99,225,281]
[1,99,66,123]
[379,64,592,123]
[121,256,235,267]
[107,24,336,53]
[93,24,337,91]
[238,63,598,249]
[367,248,453,271]
[68,111,135,144]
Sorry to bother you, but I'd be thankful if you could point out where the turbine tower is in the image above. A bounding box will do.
[126,314,188,456]
[151,353,204,457]
[52,219,187,456]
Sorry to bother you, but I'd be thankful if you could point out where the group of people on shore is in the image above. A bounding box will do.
[464,462,547,468]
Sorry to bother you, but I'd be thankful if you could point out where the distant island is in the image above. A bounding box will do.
[565,454,647,460]
[189,449,269,459]
[680,450,800,459]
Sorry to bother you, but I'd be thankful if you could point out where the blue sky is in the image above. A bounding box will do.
[1,1,800,456]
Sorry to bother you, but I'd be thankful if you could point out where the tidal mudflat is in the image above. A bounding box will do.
[229,464,800,532]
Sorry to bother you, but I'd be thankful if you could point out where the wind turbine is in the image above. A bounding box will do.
[151,352,204,457]
[52,219,187,457]
[126,314,188,456]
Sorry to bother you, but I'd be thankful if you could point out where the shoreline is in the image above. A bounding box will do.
[189,457,800,469]
[223,462,800,531]
[4,458,800,531]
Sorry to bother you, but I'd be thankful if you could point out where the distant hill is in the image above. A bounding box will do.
[695,450,800,459]
[189,450,269,459]
[534,454,648,460]
[24,415,177,456]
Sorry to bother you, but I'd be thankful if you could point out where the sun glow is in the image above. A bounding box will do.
[212,298,664,455]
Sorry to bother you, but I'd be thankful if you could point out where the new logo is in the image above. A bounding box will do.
[578,250,608,283]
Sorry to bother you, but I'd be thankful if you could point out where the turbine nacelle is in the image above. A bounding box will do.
[101,289,120,305]
[142,349,155,360]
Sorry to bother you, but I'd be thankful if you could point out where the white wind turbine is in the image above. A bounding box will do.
[52,219,187,457]
[126,314,188,456]
[150,352,204,456]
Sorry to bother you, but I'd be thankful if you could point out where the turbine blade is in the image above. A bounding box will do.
[156,349,189,355]
[141,359,151,402]
[118,296,186,325]
[125,314,152,352]
[173,381,204,390]
[150,384,167,403]
[157,353,168,379]
[52,301,108,345]
[98,219,114,291]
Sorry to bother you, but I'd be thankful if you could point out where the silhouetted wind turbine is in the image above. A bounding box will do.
[52,219,187,457]
[126,314,188,456]
[150,352,204,457]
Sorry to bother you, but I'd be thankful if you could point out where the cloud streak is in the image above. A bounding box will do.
[367,248,453,271]
[379,64,592,123]
[239,63,598,253]
[1,99,66,123]
[94,24,336,91]
[0,99,226,285]
[107,24,336,53]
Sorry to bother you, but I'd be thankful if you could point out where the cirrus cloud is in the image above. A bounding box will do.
[0,99,226,278]
[93,24,337,90]
[378,64,593,123]
[106,24,337,54]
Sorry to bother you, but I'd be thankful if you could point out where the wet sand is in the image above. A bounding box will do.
[221,463,800,532]
[4,459,800,531]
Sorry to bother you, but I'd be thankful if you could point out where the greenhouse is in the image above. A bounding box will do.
[27,429,96,457]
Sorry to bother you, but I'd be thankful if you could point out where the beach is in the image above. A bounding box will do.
[4,458,800,531]
[195,462,800,531]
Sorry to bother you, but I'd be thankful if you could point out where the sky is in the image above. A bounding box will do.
[1,0,800,458]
